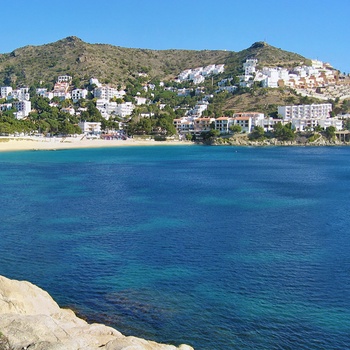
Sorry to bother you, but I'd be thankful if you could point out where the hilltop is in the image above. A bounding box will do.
[0,37,310,88]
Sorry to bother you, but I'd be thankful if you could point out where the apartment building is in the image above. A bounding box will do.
[0,86,12,98]
[215,117,234,133]
[94,86,125,100]
[292,117,343,132]
[57,75,72,83]
[115,102,134,118]
[71,89,88,103]
[78,121,101,135]
[193,118,215,133]
[12,100,31,119]
[278,103,332,120]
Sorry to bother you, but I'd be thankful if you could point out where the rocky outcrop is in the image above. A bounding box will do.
[212,135,349,147]
[0,276,194,350]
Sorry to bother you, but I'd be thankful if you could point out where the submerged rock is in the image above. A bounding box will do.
[0,275,194,350]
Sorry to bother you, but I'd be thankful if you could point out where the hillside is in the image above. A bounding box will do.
[0,37,310,88]
[222,87,323,115]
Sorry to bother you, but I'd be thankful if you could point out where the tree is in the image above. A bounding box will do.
[314,124,323,132]
[31,96,51,114]
[325,126,336,140]
[229,124,242,134]
[272,122,295,141]
[201,129,220,141]
[154,114,177,136]
[59,120,81,135]
[0,122,13,135]
[249,126,265,140]
[186,133,193,141]
[344,118,350,131]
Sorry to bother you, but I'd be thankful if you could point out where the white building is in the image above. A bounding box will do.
[53,91,71,100]
[193,75,205,85]
[7,87,30,101]
[115,102,135,118]
[0,86,13,98]
[13,100,31,119]
[215,117,234,133]
[213,64,225,74]
[190,101,209,116]
[178,69,192,82]
[78,121,101,135]
[258,117,282,131]
[90,78,102,87]
[173,118,194,134]
[134,96,147,105]
[189,67,203,80]
[43,91,54,100]
[278,103,332,120]
[174,116,215,136]
[0,103,12,112]
[201,64,216,76]
[317,118,343,131]
[57,75,72,83]
[95,99,117,119]
[193,117,215,134]
[71,89,88,103]
[177,64,224,83]
[291,118,343,132]
[243,59,258,75]
[94,86,125,100]
[311,60,324,69]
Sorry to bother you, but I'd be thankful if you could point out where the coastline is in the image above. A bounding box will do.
[1,135,349,152]
[211,134,350,147]
[0,136,194,152]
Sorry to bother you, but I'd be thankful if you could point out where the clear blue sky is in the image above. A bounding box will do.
[1,0,349,73]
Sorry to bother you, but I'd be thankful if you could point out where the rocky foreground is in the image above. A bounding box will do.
[0,276,194,350]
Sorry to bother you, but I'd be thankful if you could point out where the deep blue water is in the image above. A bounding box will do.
[1,145,350,350]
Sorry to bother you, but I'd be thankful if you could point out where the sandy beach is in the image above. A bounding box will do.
[0,136,193,152]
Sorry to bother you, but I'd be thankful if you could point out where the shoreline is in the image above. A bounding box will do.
[1,135,349,152]
[0,136,194,152]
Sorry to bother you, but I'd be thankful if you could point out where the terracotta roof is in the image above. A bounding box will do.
[234,116,250,120]
[216,117,231,121]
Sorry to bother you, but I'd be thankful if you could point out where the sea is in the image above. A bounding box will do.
[0,145,350,350]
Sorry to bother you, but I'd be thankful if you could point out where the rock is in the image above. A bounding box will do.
[0,275,194,350]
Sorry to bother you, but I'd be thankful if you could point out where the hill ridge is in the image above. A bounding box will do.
[0,37,310,88]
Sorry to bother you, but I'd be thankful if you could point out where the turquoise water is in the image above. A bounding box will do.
[1,145,350,349]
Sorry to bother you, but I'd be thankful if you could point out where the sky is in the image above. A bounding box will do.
[1,0,349,73]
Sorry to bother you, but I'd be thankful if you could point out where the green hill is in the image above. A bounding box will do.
[0,37,310,88]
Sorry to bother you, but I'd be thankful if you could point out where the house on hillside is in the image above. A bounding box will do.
[72,89,88,103]
[13,100,31,119]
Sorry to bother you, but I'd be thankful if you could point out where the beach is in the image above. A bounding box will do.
[0,136,192,152]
